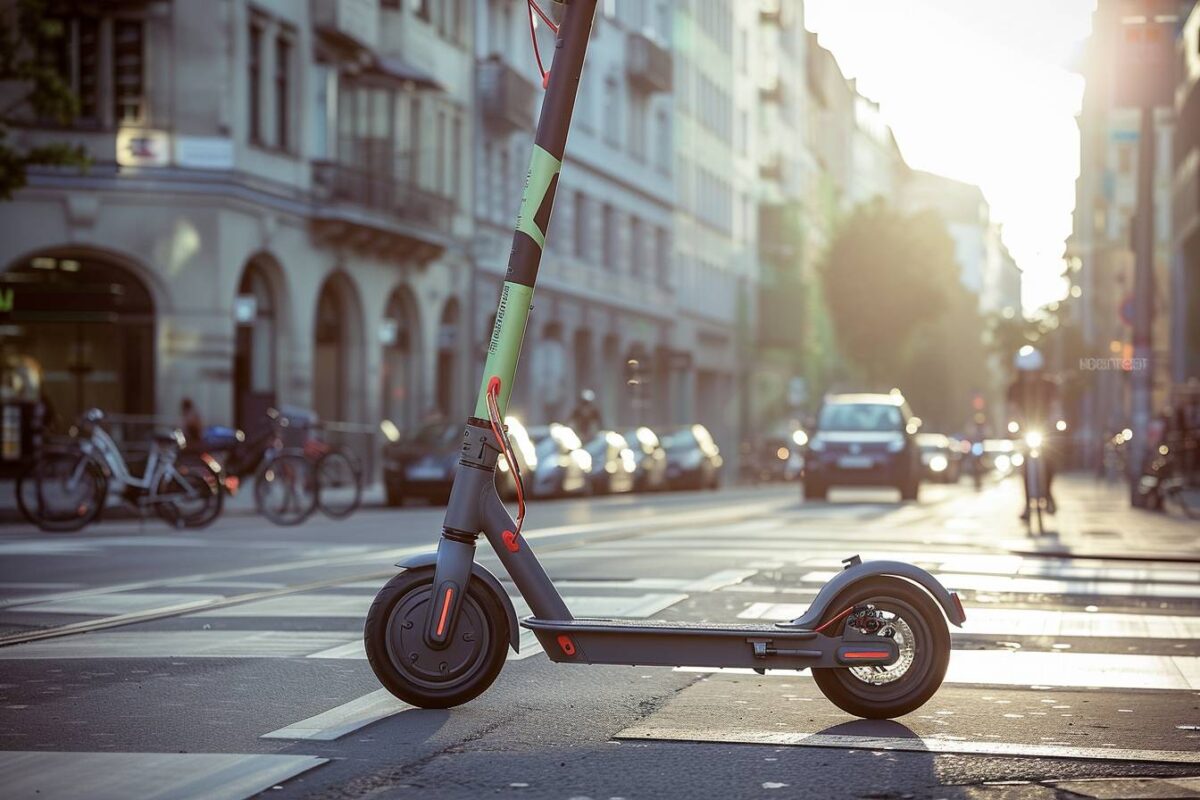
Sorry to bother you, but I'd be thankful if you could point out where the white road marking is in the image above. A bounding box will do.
[10,592,225,617]
[261,689,409,740]
[614,727,1200,765]
[675,650,1200,691]
[737,603,1200,640]
[680,568,758,593]
[0,630,356,660]
[191,593,372,618]
[0,751,326,800]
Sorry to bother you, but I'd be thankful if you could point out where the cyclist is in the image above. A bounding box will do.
[1006,346,1064,520]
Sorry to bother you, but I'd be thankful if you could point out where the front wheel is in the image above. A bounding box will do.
[17,453,107,532]
[812,576,950,719]
[316,448,362,519]
[364,568,509,709]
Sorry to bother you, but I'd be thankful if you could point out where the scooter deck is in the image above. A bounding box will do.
[521,616,897,670]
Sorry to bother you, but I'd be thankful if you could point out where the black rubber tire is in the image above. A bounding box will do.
[365,568,509,709]
[803,480,827,501]
[255,452,317,526]
[899,477,920,502]
[17,453,107,533]
[156,462,224,529]
[812,576,950,719]
[316,448,362,519]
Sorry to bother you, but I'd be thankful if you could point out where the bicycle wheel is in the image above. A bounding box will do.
[316,448,362,519]
[155,462,223,529]
[17,452,107,533]
[255,452,317,526]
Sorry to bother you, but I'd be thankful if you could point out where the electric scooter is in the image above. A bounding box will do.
[365,0,965,720]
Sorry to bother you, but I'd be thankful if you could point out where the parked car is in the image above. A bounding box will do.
[661,424,723,490]
[382,422,460,506]
[381,417,537,506]
[583,430,637,494]
[803,393,922,501]
[916,432,961,483]
[526,423,591,498]
[982,438,1017,475]
[624,426,668,491]
[745,423,807,482]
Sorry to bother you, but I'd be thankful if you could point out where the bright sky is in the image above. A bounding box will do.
[804,0,1097,313]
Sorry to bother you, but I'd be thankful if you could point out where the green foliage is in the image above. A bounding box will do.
[0,0,88,200]
[818,199,995,430]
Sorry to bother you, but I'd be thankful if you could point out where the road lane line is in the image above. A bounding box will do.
[614,727,1200,765]
[675,650,1200,691]
[0,751,327,800]
[0,630,357,660]
[737,603,1200,639]
[261,689,409,740]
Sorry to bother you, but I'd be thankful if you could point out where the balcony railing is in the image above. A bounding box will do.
[312,0,378,52]
[478,57,538,132]
[311,160,453,233]
[627,31,672,94]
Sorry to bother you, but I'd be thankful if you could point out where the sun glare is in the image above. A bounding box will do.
[805,0,1097,312]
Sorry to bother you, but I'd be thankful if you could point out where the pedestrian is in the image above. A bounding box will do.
[180,397,203,444]
[569,389,601,440]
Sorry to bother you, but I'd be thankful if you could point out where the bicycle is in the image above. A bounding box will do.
[1017,428,1051,536]
[1139,446,1199,520]
[16,409,223,532]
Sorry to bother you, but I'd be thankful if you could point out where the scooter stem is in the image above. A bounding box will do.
[425,0,597,649]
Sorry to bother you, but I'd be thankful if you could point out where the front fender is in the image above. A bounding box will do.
[396,553,521,652]
[783,559,966,629]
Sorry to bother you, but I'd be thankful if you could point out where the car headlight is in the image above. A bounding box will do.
[929,454,948,472]
[994,454,1011,471]
[1024,431,1043,449]
[1011,453,1025,467]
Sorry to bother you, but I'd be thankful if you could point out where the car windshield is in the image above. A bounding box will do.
[404,423,459,447]
[818,403,903,432]
[659,429,696,452]
[534,436,560,460]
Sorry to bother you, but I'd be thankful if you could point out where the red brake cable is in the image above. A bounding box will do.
[485,379,526,535]
[527,0,558,89]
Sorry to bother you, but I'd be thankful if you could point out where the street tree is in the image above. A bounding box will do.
[0,0,87,201]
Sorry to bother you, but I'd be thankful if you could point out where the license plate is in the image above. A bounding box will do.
[837,456,873,469]
[407,465,445,480]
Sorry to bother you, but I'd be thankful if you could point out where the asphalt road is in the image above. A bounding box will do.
[0,478,1197,800]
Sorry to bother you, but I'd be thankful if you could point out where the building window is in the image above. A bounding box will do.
[655,227,671,288]
[274,36,291,150]
[113,19,144,125]
[629,94,646,161]
[655,107,670,173]
[574,192,588,259]
[248,23,262,144]
[602,204,615,269]
[603,75,619,146]
[630,216,643,277]
[451,114,463,205]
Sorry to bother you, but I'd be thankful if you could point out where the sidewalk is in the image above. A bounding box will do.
[1001,472,1200,562]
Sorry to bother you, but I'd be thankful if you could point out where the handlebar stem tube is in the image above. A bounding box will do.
[430,1,596,646]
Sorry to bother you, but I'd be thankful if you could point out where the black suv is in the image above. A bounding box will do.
[803,393,922,501]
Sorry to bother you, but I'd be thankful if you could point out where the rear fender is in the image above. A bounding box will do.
[396,553,521,652]
[781,559,966,629]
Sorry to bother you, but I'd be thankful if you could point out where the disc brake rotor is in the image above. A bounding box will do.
[848,611,916,686]
[386,587,491,690]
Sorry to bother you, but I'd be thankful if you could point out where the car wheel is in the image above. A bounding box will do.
[804,480,827,501]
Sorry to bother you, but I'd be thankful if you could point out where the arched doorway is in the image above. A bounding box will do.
[233,256,280,432]
[381,287,421,432]
[0,251,154,425]
[313,273,364,422]
[435,299,460,416]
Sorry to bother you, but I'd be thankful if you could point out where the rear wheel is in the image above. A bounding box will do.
[364,568,509,708]
[316,448,362,519]
[812,576,950,719]
[156,463,223,529]
[17,453,107,532]
[255,452,317,526]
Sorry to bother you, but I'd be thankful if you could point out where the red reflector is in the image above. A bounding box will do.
[557,634,576,656]
[502,530,520,552]
[435,587,454,637]
[842,650,891,659]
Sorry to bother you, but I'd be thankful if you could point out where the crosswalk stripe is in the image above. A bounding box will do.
[614,727,1200,765]
[0,751,326,800]
[261,689,408,741]
[737,602,1200,639]
[676,649,1200,691]
[0,630,356,660]
[11,592,226,616]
